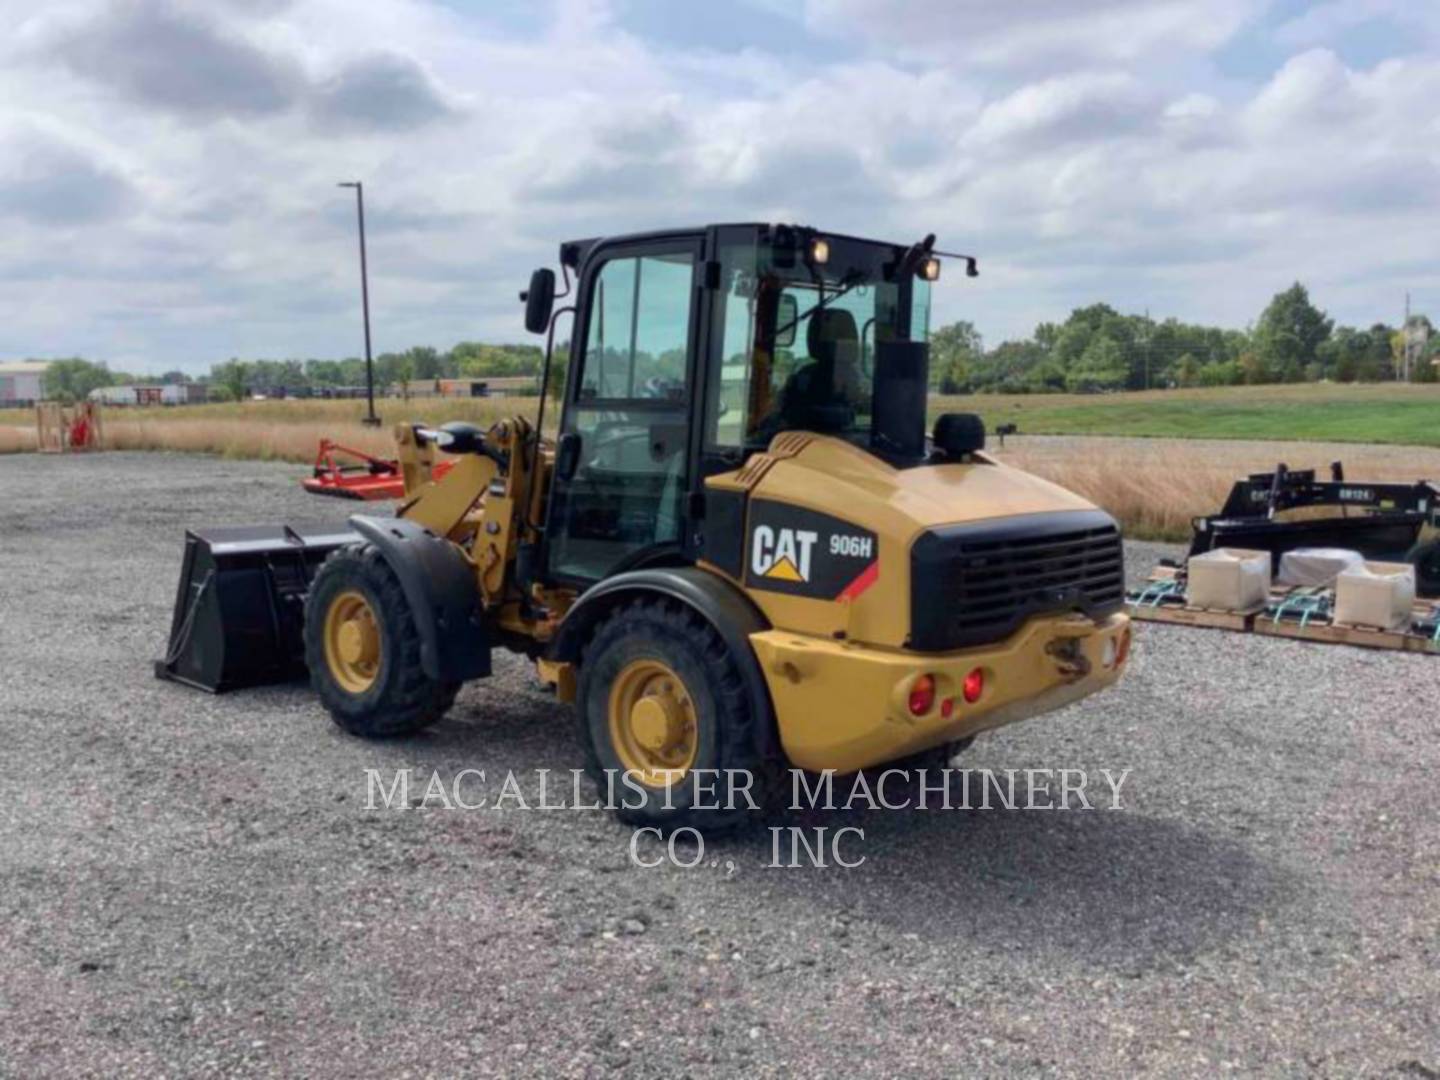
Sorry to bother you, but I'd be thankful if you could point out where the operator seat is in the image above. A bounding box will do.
[775,308,863,435]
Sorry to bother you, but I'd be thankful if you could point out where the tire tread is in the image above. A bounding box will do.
[304,545,458,737]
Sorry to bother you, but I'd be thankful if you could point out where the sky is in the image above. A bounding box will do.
[0,0,1437,374]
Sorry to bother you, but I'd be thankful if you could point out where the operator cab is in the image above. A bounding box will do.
[526,224,974,586]
[704,225,944,468]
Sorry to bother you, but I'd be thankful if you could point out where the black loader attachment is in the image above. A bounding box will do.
[155,524,357,692]
[1190,462,1440,597]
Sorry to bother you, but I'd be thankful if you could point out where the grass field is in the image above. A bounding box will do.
[4,384,1437,540]
[961,382,1440,447]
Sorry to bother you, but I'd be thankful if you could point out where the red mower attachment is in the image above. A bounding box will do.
[302,438,452,501]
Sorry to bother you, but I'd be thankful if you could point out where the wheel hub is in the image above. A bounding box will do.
[631,693,683,751]
[323,589,381,694]
[608,659,698,785]
[337,618,378,666]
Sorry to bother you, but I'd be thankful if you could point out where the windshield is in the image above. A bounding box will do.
[705,228,933,460]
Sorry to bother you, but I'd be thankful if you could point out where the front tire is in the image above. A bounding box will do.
[576,598,775,830]
[304,545,458,737]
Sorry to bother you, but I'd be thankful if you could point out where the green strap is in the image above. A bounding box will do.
[1272,592,1329,626]
[1129,579,1181,609]
[1151,580,1181,607]
[1270,594,1299,624]
[1299,598,1328,629]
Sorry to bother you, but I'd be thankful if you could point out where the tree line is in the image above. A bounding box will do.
[39,342,547,403]
[31,282,1437,403]
[929,283,1436,394]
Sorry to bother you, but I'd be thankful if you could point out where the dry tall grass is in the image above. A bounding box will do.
[0,426,37,452]
[78,398,540,463]
[995,436,1440,540]
[6,400,1438,542]
[103,417,396,461]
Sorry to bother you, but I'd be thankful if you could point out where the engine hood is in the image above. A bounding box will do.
[752,435,1101,541]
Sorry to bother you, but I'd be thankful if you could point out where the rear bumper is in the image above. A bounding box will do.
[751,611,1130,773]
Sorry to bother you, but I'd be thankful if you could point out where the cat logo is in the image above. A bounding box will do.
[744,501,878,600]
[751,526,818,583]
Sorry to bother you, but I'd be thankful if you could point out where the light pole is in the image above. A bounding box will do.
[338,181,380,426]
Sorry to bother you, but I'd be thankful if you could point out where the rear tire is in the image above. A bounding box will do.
[304,545,458,737]
[576,598,775,831]
[1410,538,1440,598]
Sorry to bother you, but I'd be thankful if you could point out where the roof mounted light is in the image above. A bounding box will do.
[808,236,830,265]
[919,256,941,282]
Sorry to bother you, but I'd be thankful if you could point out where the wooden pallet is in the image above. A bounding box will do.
[1126,565,1261,630]
[1255,597,1440,655]
[1128,573,1440,655]
[1129,601,1263,631]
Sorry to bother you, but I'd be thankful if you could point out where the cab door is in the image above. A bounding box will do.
[545,236,703,585]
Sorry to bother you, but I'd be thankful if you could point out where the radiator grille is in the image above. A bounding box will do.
[910,510,1125,650]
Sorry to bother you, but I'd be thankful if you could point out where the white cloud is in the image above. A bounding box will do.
[0,122,136,224]
[33,0,307,120]
[963,72,1149,149]
[1164,93,1220,121]
[803,0,1265,67]
[308,51,457,133]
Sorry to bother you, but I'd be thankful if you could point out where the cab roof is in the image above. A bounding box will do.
[558,224,913,270]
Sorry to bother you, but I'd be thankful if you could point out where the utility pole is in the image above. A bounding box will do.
[1404,291,1415,383]
[1144,306,1151,391]
[338,181,380,426]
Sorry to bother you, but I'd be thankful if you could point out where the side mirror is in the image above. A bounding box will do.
[775,293,798,348]
[522,268,556,335]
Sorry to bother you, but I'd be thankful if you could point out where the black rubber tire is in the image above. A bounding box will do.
[303,544,459,737]
[1410,538,1440,598]
[575,598,776,831]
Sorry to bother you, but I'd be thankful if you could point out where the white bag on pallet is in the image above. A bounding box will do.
[1334,561,1416,630]
[1187,548,1271,611]
[1277,547,1365,587]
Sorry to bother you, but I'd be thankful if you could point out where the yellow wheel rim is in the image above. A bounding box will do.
[607,658,699,787]
[323,589,381,694]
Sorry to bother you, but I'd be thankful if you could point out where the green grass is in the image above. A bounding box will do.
[936,383,1440,448]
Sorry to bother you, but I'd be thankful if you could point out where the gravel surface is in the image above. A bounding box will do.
[2,452,1437,1078]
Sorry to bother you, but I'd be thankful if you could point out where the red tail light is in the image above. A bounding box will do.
[908,674,936,716]
[1116,627,1132,667]
[963,667,985,704]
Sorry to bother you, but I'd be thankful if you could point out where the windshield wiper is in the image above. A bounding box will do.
[772,269,866,343]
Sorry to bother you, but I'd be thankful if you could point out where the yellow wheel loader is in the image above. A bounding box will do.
[158,224,1131,828]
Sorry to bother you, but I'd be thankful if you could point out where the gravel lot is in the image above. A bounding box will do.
[2,452,1437,1078]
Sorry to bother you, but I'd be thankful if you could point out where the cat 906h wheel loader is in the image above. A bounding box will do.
[159,224,1132,828]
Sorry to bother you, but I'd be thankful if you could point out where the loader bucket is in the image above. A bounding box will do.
[155,524,357,693]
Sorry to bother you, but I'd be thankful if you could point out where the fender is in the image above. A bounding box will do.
[348,515,491,682]
[549,567,778,756]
